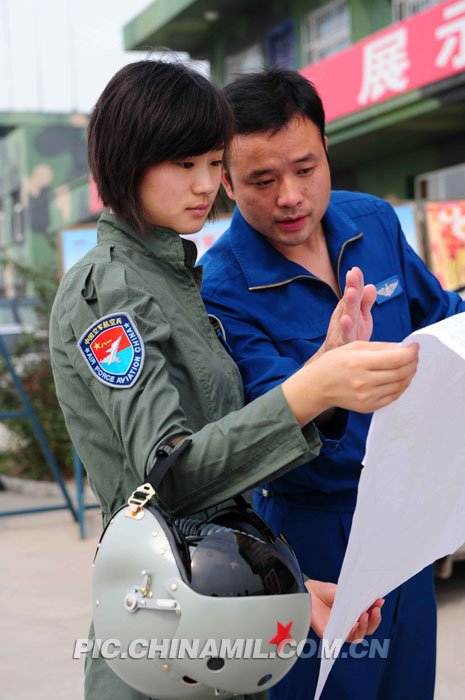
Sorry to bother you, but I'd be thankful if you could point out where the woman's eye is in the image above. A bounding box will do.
[211,160,223,167]
[179,161,194,169]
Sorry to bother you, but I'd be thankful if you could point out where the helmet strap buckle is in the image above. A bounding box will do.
[127,483,156,515]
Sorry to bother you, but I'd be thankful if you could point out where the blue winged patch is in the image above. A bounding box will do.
[375,276,403,304]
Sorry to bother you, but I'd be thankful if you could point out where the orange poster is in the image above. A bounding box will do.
[424,201,465,291]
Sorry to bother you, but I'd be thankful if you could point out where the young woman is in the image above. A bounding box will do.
[49,60,418,700]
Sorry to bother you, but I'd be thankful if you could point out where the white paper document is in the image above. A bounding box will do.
[314,312,465,699]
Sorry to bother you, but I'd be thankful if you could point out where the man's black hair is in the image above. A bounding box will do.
[223,68,326,143]
[88,59,233,231]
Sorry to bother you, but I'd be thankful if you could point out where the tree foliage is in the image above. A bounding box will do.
[0,257,73,479]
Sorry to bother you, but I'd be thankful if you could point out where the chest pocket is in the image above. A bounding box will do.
[272,315,330,365]
[372,275,409,341]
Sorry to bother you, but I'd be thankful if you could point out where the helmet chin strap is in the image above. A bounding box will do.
[127,438,193,516]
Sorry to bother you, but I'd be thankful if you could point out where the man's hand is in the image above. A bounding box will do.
[310,268,377,365]
[328,267,377,349]
[305,578,384,642]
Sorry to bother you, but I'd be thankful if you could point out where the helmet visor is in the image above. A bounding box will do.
[189,530,304,597]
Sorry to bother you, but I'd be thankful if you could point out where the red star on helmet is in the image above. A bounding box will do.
[268,620,294,652]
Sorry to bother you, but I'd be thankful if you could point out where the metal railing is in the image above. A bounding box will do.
[0,334,99,537]
[302,0,351,65]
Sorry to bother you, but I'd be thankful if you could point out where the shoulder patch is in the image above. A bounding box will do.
[375,276,403,304]
[78,313,145,388]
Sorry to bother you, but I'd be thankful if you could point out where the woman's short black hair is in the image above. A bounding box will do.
[88,59,233,231]
[223,68,326,150]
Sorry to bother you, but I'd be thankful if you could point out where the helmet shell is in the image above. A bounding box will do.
[93,506,311,698]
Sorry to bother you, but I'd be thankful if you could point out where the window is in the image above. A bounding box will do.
[415,164,465,200]
[302,0,351,66]
[11,190,25,244]
[267,21,297,69]
[392,0,442,22]
[224,43,264,84]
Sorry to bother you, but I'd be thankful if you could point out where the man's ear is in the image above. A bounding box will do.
[222,169,235,201]
[324,135,329,153]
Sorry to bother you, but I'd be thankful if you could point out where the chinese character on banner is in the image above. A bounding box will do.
[435,0,465,70]
[357,27,410,105]
[425,201,465,291]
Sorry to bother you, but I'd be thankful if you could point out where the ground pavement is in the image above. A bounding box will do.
[1,487,464,700]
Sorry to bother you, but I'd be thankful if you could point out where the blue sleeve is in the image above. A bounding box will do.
[202,284,347,443]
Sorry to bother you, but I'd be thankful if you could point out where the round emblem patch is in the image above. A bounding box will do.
[78,313,145,388]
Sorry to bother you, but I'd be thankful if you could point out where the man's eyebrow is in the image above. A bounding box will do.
[247,153,317,179]
[247,168,274,179]
[295,152,317,164]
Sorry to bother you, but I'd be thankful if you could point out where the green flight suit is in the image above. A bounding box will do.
[49,212,321,700]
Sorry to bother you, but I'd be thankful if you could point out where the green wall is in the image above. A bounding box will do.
[356,147,437,200]
[0,116,90,297]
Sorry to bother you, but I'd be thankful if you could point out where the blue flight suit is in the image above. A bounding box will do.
[200,191,465,700]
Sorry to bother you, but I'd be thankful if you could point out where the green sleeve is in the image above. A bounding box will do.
[156,392,320,515]
[55,262,321,517]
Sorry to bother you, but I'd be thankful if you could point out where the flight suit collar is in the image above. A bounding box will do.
[98,211,198,269]
[228,196,363,290]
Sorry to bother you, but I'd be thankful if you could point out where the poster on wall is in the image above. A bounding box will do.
[58,217,231,277]
[392,202,422,259]
[424,201,465,291]
[182,216,231,259]
[59,227,98,276]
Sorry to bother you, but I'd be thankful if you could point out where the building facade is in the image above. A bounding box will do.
[124,0,465,201]
[124,0,465,289]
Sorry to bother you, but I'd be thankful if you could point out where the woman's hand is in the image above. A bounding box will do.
[318,340,419,413]
[283,340,419,427]
[305,578,384,642]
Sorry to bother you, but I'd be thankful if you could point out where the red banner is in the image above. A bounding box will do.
[301,0,465,122]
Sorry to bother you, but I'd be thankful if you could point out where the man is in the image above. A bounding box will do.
[200,68,465,700]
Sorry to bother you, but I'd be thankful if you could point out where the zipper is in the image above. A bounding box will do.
[249,231,364,298]
[336,233,363,297]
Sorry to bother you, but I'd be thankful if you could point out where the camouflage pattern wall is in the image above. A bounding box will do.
[0,112,100,298]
